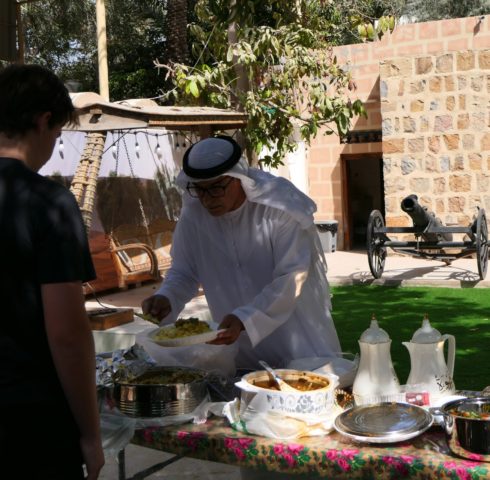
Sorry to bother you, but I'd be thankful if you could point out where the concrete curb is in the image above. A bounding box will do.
[329,276,490,288]
[325,250,490,289]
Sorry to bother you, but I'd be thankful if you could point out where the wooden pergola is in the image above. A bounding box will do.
[65,93,248,293]
[67,92,248,230]
[68,92,248,136]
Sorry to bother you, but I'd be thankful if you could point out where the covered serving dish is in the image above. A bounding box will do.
[334,402,433,443]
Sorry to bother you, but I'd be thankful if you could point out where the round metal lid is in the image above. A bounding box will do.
[334,402,433,441]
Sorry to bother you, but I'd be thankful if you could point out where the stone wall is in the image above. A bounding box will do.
[307,16,490,249]
[381,50,490,232]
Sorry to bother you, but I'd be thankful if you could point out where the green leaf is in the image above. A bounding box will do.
[337,113,349,135]
[325,97,333,113]
[366,23,375,40]
[189,80,200,98]
[196,76,205,88]
[271,36,280,54]
[377,17,387,33]
[357,23,367,39]
[226,45,234,63]
[349,15,362,27]
[389,16,396,32]
[300,124,310,140]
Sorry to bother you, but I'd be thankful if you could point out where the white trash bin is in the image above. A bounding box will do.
[315,220,338,253]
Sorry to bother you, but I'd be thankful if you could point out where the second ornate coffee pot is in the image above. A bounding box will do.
[402,314,456,399]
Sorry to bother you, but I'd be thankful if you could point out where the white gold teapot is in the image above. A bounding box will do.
[403,315,455,400]
[352,315,400,403]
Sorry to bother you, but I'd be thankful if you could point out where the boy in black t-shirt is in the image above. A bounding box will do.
[0,65,104,479]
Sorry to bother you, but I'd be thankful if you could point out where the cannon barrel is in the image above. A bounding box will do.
[401,194,453,242]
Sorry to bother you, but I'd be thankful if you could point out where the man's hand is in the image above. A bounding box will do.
[208,314,244,345]
[141,294,172,322]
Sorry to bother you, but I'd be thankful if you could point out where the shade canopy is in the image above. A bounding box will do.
[67,92,248,133]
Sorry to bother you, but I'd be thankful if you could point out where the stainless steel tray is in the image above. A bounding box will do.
[334,402,433,443]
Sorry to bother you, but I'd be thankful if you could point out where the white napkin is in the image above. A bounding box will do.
[222,398,344,440]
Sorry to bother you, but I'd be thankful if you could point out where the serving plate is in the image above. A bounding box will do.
[334,402,433,443]
[147,321,225,347]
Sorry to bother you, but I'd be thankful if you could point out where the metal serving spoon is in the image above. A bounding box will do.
[258,360,299,393]
[134,311,160,325]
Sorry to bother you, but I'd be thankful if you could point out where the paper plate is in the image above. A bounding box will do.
[147,322,225,347]
[334,402,433,444]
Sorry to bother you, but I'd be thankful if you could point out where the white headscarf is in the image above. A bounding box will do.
[177,152,317,230]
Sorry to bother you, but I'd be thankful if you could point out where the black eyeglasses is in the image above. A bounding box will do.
[186,178,234,198]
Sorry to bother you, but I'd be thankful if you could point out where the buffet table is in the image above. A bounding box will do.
[127,416,490,479]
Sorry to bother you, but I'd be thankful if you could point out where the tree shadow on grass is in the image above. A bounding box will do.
[331,285,490,392]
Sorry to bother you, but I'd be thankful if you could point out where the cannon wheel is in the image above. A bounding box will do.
[367,210,387,279]
[476,208,488,280]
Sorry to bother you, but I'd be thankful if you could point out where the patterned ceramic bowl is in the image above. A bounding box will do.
[236,369,338,417]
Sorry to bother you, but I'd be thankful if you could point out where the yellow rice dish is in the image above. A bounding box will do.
[153,317,212,340]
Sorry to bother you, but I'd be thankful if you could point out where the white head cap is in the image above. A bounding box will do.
[183,136,242,180]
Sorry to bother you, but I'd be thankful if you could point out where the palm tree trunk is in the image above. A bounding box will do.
[166,0,189,65]
[227,0,249,110]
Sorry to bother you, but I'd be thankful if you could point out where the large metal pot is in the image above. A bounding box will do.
[113,366,208,418]
[440,397,490,462]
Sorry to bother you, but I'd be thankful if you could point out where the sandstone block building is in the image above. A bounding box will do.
[305,15,490,251]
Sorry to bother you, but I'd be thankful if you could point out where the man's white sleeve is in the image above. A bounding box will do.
[155,220,200,319]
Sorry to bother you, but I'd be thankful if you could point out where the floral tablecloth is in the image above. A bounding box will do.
[131,417,490,479]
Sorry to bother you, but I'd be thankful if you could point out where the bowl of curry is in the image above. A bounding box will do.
[440,397,490,462]
[237,369,338,416]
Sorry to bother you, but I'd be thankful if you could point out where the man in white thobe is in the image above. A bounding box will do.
[142,135,341,370]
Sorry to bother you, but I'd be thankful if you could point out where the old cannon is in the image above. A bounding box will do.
[401,194,453,243]
[366,194,488,280]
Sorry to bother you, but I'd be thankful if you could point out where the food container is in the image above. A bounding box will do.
[236,369,338,417]
[113,366,208,418]
[439,397,490,462]
[286,352,359,388]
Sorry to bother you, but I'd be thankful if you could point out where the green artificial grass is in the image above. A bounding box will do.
[331,285,490,392]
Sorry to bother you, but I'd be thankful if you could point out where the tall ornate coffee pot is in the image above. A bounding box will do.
[352,315,400,403]
[402,314,455,400]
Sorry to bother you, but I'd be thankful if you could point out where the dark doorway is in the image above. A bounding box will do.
[342,155,384,250]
